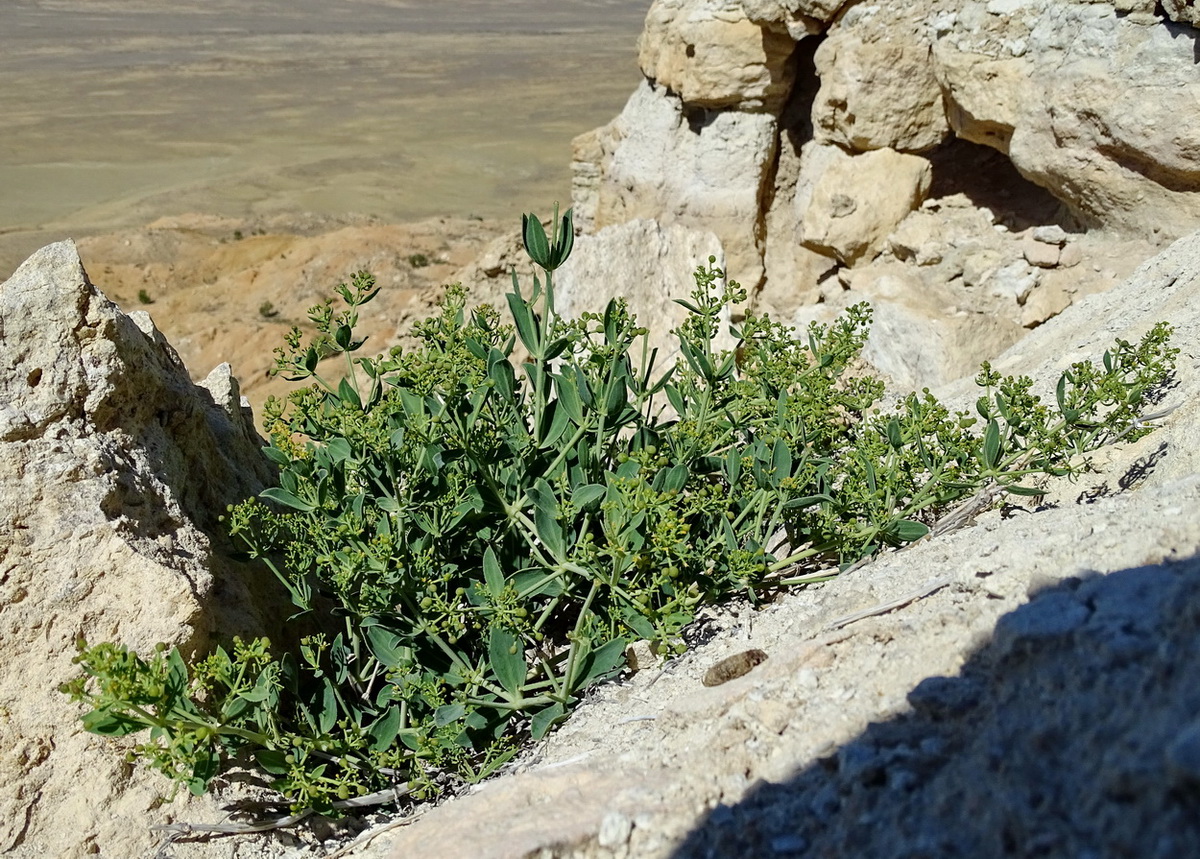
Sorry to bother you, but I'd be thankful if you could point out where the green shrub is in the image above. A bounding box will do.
[259,300,280,319]
[63,208,1177,816]
[408,253,430,269]
[137,289,153,305]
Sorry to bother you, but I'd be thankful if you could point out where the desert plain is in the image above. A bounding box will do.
[0,0,648,278]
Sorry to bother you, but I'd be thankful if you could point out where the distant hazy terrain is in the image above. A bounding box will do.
[0,0,648,275]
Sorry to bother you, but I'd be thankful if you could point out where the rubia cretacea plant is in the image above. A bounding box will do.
[64,207,1178,815]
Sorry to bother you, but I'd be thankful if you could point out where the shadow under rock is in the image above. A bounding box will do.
[672,556,1200,859]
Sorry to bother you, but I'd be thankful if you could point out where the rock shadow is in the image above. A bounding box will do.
[925,137,1077,233]
[672,555,1200,858]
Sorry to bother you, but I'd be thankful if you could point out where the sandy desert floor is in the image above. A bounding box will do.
[0,0,648,277]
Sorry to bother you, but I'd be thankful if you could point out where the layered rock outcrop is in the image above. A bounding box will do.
[0,242,279,857]
[569,0,1200,389]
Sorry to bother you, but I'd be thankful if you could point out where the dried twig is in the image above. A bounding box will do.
[325,811,422,859]
[824,575,954,632]
[928,481,1004,538]
[150,785,412,839]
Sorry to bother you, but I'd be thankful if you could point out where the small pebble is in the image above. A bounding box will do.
[597,810,633,848]
[703,649,768,687]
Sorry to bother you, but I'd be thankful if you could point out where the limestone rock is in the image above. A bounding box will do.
[639,0,798,110]
[0,242,278,858]
[812,14,949,152]
[1161,0,1198,25]
[1021,235,1061,268]
[798,144,933,266]
[932,48,1027,154]
[555,219,731,366]
[739,0,849,28]
[570,79,776,288]
[759,133,837,315]
[934,5,1200,240]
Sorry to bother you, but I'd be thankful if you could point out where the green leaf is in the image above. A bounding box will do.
[542,400,572,448]
[488,627,526,697]
[771,440,793,486]
[261,487,315,513]
[338,377,362,409]
[982,419,1001,470]
[782,494,833,510]
[661,464,689,493]
[604,377,627,419]
[514,569,564,597]
[483,547,505,598]
[1003,483,1047,496]
[571,483,606,511]
[81,709,143,737]
[506,292,541,355]
[994,393,1012,422]
[615,459,641,480]
[621,608,656,640]
[665,384,686,416]
[261,446,292,466]
[1055,374,1068,414]
[554,373,584,425]
[576,638,627,688]
[366,624,410,669]
[889,519,930,542]
[544,336,571,361]
[434,703,467,727]
[886,419,903,450]
[187,747,219,796]
[317,679,337,735]
[531,703,566,739]
[522,213,551,268]
[725,447,742,484]
[324,437,352,463]
[368,707,403,751]
[602,299,620,343]
[529,479,565,559]
[488,353,516,401]
[255,749,289,775]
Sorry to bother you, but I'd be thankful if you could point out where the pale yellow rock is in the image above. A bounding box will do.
[933,9,1200,241]
[555,219,733,365]
[740,0,849,27]
[0,242,279,858]
[798,145,933,266]
[570,79,776,288]
[933,48,1027,154]
[813,29,949,152]
[639,0,796,110]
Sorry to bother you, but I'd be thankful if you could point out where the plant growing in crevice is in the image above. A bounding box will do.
[64,208,1177,816]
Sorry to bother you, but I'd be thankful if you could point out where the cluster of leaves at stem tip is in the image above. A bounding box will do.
[62,205,1177,815]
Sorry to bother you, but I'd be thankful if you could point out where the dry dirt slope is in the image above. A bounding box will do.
[332,231,1200,859]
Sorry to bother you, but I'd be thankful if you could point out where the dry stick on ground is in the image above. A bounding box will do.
[151,785,412,845]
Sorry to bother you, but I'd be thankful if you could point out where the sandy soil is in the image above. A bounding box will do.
[0,0,648,278]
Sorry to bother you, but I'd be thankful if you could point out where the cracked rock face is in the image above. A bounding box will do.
[0,241,279,858]
[569,0,1200,391]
